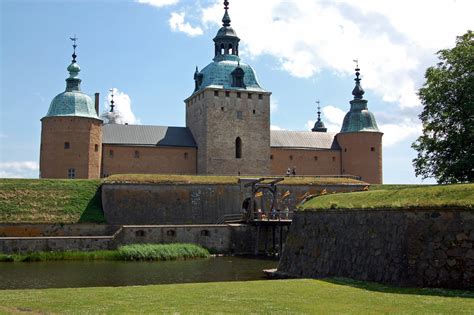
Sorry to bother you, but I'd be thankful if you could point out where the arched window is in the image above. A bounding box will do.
[235,137,242,159]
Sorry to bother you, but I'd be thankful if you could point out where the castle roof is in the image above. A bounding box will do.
[103,125,339,150]
[103,124,197,147]
[271,130,339,150]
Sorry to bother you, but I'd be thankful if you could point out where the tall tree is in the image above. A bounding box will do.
[412,31,474,184]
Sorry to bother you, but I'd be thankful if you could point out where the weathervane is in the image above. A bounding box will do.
[353,59,359,69]
[70,35,78,62]
[109,88,115,113]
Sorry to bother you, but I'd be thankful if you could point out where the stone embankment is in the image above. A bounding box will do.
[278,208,474,289]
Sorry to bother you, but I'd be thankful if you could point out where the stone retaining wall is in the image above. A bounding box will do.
[278,208,474,289]
[0,224,118,237]
[101,182,365,225]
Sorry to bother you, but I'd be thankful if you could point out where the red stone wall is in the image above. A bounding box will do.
[270,148,341,176]
[40,116,102,179]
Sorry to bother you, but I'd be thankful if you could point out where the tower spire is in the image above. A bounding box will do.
[312,99,327,132]
[352,63,365,100]
[109,89,115,113]
[69,35,78,63]
[222,0,231,27]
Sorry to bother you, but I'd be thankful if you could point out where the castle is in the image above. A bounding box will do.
[39,1,383,184]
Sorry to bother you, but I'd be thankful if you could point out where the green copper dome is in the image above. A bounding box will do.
[340,68,380,133]
[196,54,265,92]
[44,60,99,120]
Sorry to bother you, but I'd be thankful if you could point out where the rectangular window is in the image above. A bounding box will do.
[109,150,114,158]
[184,152,188,160]
[236,111,243,119]
[134,150,140,158]
[248,93,252,99]
[289,155,293,160]
[332,156,336,162]
[237,92,241,98]
[314,156,318,161]
[252,109,256,114]
[214,90,219,96]
[258,94,263,100]
[270,155,273,160]
[64,142,70,149]
[67,168,75,179]
[95,144,99,152]
[225,91,230,97]
[371,147,375,152]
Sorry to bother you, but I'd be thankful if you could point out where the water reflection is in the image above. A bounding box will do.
[0,257,278,289]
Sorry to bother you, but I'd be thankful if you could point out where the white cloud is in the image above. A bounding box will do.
[0,161,39,178]
[197,0,473,110]
[101,88,139,125]
[322,105,346,132]
[169,12,203,37]
[136,0,179,8]
[270,125,285,130]
[379,122,421,147]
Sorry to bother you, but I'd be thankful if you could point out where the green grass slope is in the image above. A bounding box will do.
[0,279,472,314]
[302,183,474,210]
[0,179,104,223]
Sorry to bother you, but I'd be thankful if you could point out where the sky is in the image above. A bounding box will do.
[0,0,472,183]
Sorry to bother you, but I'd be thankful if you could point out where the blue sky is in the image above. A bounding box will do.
[1,0,472,183]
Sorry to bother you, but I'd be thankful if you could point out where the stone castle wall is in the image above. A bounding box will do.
[278,209,474,289]
[186,88,271,175]
[337,132,383,184]
[101,182,366,225]
[40,116,102,179]
[101,145,196,176]
[270,148,341,176]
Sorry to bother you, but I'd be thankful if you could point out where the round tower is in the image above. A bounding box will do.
[40,38,102,179]
[336,67,383,184]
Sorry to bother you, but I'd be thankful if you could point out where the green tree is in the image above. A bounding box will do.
[412,30,474,184]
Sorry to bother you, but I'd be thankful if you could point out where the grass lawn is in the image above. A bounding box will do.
[0,278,472,314]
[0,179,104,223]
[302,183,474,210]
[104,174,364,185]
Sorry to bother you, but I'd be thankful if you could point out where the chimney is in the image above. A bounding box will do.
[94,93,100,115]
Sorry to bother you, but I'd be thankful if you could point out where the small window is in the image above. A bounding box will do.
[252,109,256,114]
[184,152,188,160]
[235,137,242,159]
[64,142,70,149]
[314,156,318,161]
[221,107,224,111]
[109,150,114,158]
[371,147,375,152]
[95,144,99,152]
[332,156,336,162]
[67,168,75,179]
[289,155,293,160]
[258,94,263,100]
[225,91,230,97]
[344,148,347,152]
[200,230,210,237]
[134,150,140,158]
[236,111,243,119]
[248,93,252,99]
[237,92,241,98]
[270,155,273,160]
[214,90,219,97]
[135,230,146,237]
[166,230,176,237]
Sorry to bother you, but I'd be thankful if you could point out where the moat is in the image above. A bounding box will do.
[0,256,278,290]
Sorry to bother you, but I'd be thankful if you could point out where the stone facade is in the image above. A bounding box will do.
[337,132,383,184]
[40,116,102,179]
[278,209,474,289]
[101,182,367,225]
[186,89,271,175]
[101,145,196,176]
[270,148,341,176]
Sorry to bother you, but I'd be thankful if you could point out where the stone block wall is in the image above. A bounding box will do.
[101,182,366,225]
[278,208,474,289]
